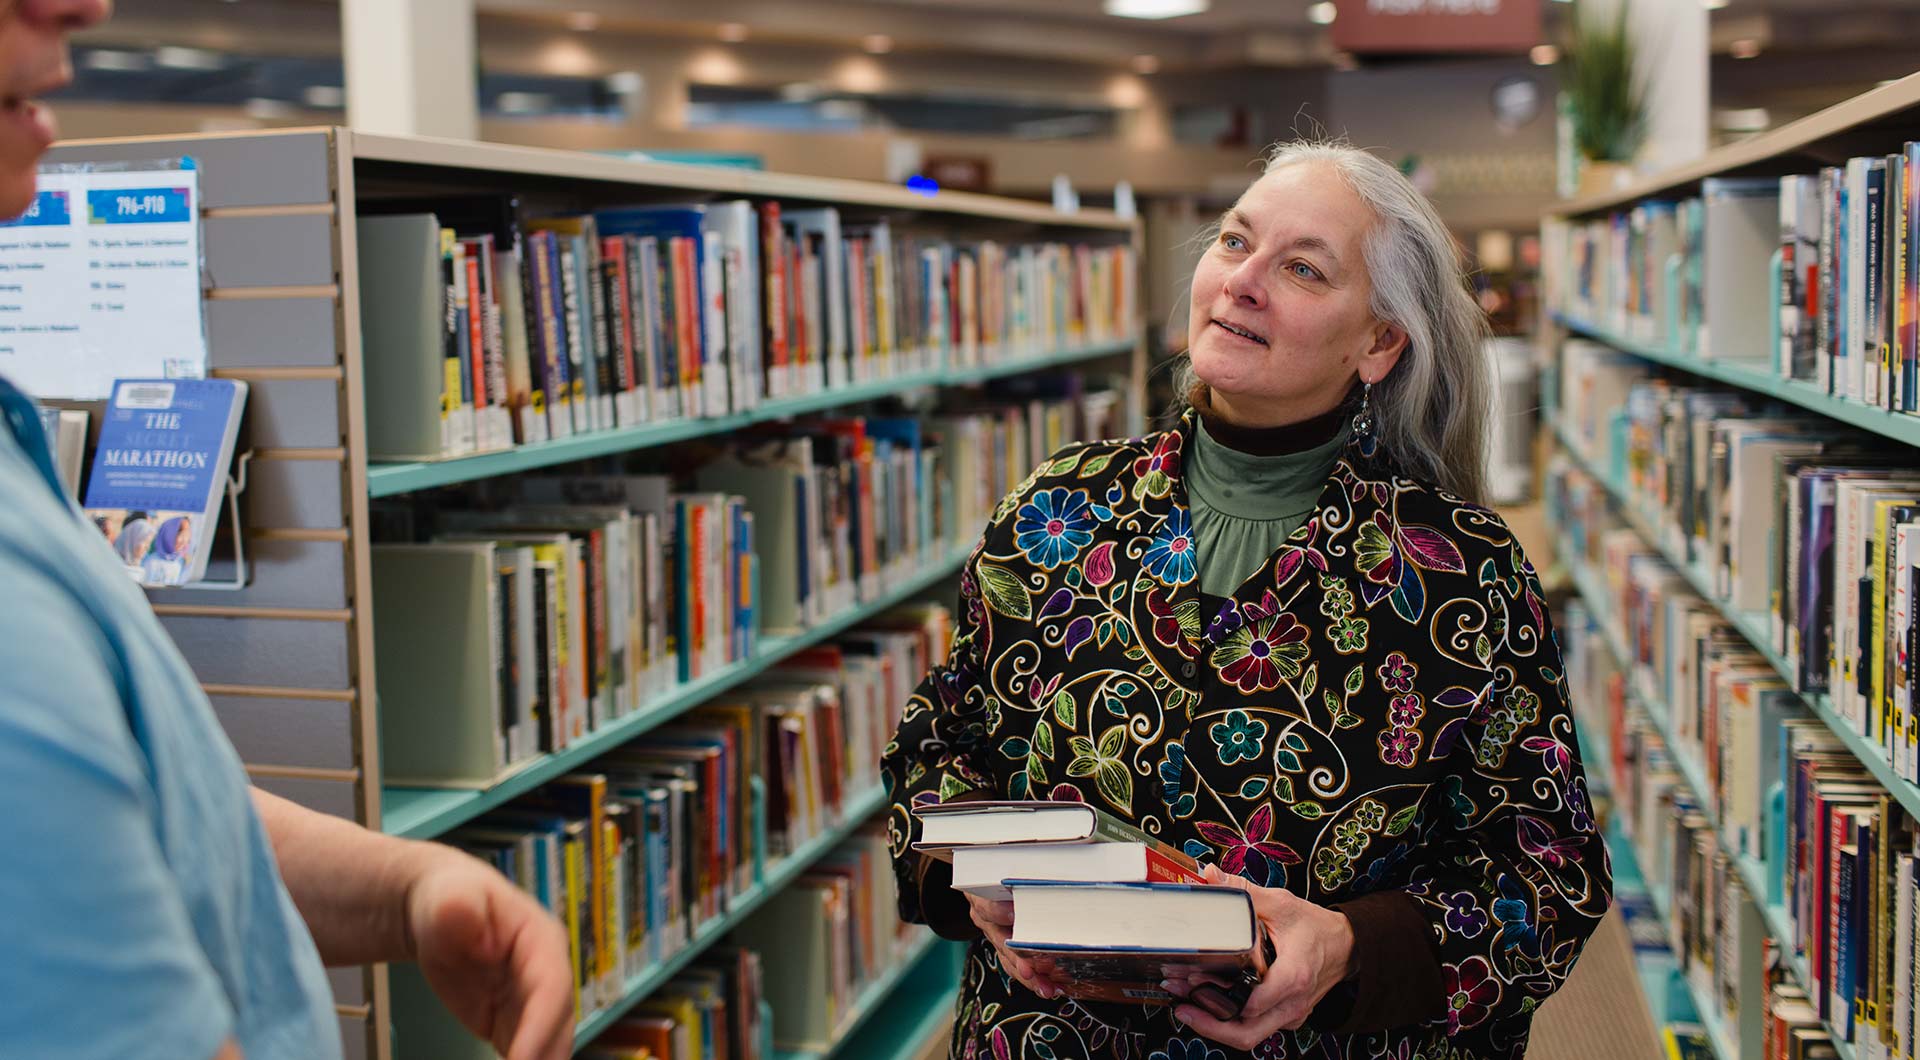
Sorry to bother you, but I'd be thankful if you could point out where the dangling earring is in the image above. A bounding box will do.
[1351,380,1382,455]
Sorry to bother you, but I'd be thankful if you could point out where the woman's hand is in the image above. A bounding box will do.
[1163,865,1354,1051]
[407,846,575,1060]
[965,892,1067,1000]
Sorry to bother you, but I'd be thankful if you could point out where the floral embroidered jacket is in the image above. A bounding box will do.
[881,410,1612,1060]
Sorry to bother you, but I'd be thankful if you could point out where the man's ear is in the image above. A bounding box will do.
[1360,322,1408,383]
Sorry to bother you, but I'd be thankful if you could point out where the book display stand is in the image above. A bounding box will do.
[44,127,1144,1060]
[176,449,255,592]
[1542,72,1920,1060]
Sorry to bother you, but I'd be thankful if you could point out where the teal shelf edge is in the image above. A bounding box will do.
[382,543,968,838]
[795,938,961,1060]
[1568,553,1859,1060]
[1547,413,1920,821]
[367,340,1136,497]
[1552,312,1920,451]
[774,930,949,1060]
[1602,815,1733,1059]
[573,784,892,1048]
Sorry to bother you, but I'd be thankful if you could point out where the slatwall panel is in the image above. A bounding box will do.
[47,130,386,1060]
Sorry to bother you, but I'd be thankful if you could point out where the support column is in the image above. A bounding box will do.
[342,0,479,141]
[1626,0,1709,175]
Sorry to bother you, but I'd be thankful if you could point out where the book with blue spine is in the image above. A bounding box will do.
[83,377,248,587]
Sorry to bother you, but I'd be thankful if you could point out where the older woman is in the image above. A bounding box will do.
[882,140,1611,1060]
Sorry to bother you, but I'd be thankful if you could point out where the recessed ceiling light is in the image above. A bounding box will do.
[718,22,749,42]
[1131,54,1161,73]
[1103,0,1209,20]
[1702,0,1729,9]
[1729,37,1761,58]
[1307,2,1337,25]
[862,34,894,54]
[567,11,601,31]
[1529,44,1559,65]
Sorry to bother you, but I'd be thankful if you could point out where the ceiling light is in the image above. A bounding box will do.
[605,70,644,94]
[567,11,600,31]
[83,49,149,72]
[1729,37,1761,58]
[301,85,345,108]
[1103,0,1209,20]
[1131,54,1160,73]
[718,22,749,42]
[154,46,224,71]
[1529,44,1559,65]
[780,82,822,101]
[862,34,894,54]
[1702,0,1729,8]
[1307,2,1337,25]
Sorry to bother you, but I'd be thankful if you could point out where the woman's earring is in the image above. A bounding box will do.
[1351,380,1376,442]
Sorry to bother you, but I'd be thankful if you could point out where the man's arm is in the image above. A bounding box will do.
[248,789,575,1060]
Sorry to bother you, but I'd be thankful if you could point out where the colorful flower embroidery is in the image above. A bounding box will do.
[1195,803,1301,887]
[1209,709,1268,765]
[1150,1040,1224,1060]
[1214,614,1310,692]
[1443,892,1488,939]
[1142,506,1197,586]
[1132,431,1182,500]
[1377,652,1417,693]
[1444,957,1501,1034]
[1013,487,1096,570]
[1330,616,1369,655]
[1354,511,1399,585]
[1378,726,1421,767]
[1388,694,1424,728]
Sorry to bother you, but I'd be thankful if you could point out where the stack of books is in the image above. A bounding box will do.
[911,800,1264,1007]
[358,196,1138,461]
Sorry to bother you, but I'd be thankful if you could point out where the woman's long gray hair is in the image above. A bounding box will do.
[1175,139,1493,505]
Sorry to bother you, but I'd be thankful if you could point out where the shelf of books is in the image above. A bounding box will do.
[40,125,1141,1060]
[1542,71,1920,1060]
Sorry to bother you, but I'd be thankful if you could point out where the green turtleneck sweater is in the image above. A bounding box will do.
[1186,413,1350,598]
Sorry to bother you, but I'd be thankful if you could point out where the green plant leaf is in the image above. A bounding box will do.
[1292,801,1325,820]
[1054,690,1077,728]
[978,564,1031,619]
[1272,775,1295,802]
[1302,662,1318,698]
[1047,452,1083,476]
[1276,750,1302,772]
[1079,453,1113,478]
[1239,777,1269,799]
[1098,725,1127,758]
[1284,731,1309,753]
[1034,720,1055,759]
[1345,665,1365,695]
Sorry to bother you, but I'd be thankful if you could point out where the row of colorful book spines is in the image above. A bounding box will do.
[1552,436,1920,784]
[1544,393,1913,729]
[436,225,1133,452]
[1614,713,1918,1054]
[577,946,766,1060]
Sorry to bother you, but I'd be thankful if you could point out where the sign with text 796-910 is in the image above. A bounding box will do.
[0,158,209,402]
[1331,0,1542,55]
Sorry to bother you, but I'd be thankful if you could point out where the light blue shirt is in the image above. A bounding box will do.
[0,376,340,1060]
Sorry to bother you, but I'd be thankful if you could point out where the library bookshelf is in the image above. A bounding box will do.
[1541,70,1920,1060]
[42,126,1145,1060]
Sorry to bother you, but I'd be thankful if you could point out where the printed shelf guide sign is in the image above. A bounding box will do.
[0,158,209,401]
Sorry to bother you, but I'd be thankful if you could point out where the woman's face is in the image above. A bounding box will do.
[1186,161,1407,428]
[0,0,111,218]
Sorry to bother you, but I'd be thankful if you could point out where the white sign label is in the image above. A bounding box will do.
[0,161,209,401]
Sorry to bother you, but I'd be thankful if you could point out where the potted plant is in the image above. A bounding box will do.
[1564,0,1647,196]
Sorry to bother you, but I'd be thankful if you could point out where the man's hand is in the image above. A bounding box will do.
[1162,865,1354,1051]
[964,892,1066,1000]
[404,846,575,1060]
